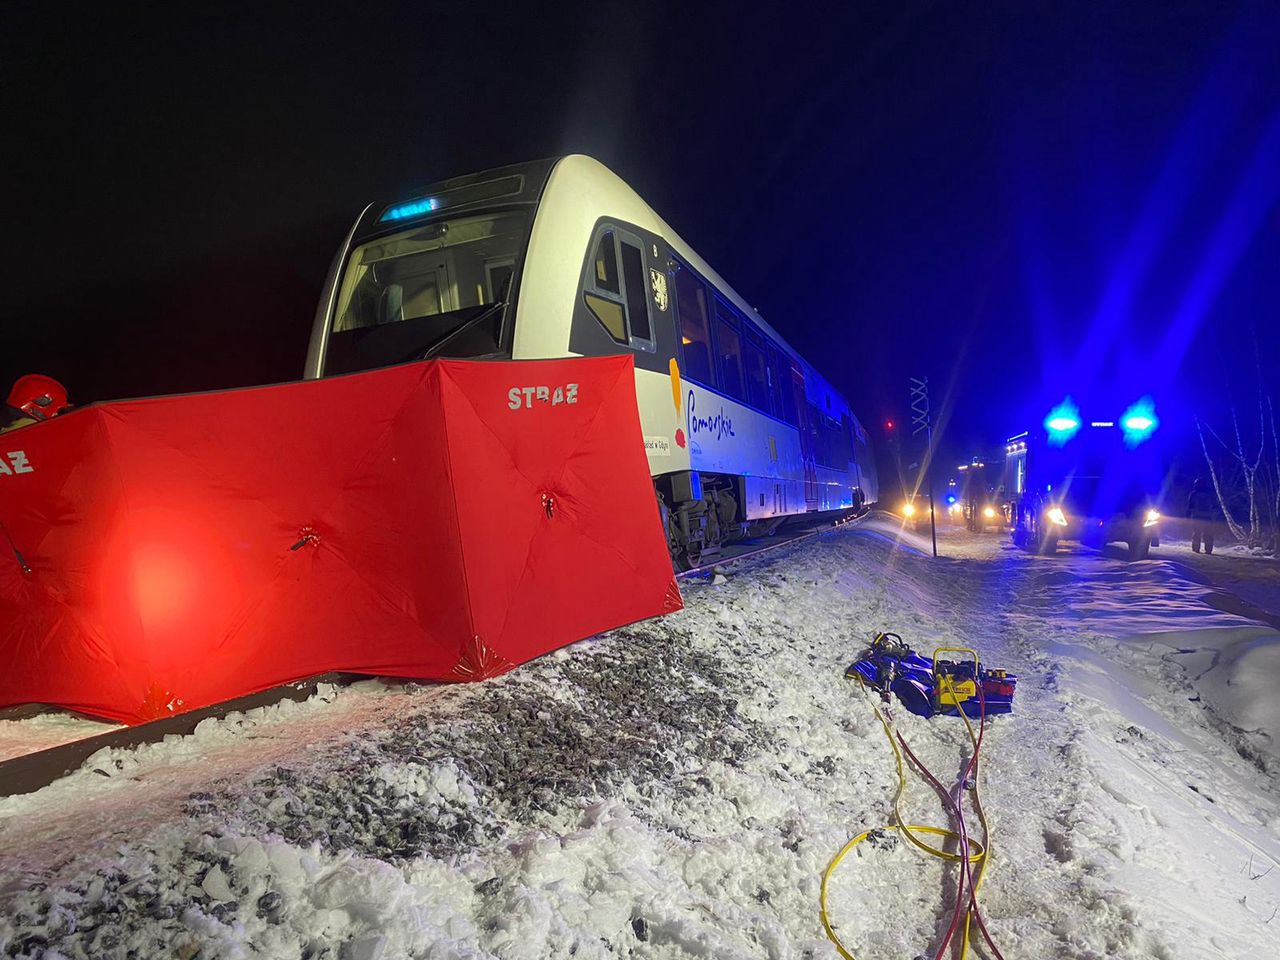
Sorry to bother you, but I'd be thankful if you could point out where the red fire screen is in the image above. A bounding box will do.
[0,356,680,724]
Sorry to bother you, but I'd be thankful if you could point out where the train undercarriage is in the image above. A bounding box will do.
[654,470,853,570]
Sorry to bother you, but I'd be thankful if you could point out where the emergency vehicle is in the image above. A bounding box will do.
[1002,397,1164,560]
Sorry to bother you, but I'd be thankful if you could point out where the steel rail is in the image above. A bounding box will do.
[677,510,868,579]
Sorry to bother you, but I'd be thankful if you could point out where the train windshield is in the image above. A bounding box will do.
[323,209,529,375]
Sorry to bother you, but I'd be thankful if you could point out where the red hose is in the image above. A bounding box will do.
[896,679,1005,960]
[897,731,974,957]
[958,682,1006,960]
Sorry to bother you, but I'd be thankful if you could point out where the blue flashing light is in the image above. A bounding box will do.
[1043,398,1082,445]
[1120,397,1159,447]
[379,197,439,222]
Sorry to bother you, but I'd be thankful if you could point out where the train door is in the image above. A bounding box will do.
[792,367,818,508]
[845,415,864,506]
[391,252,451,318]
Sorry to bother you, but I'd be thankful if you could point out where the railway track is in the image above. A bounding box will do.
[0,676,351,800]
[0,511,868,799]
[679,509,868,578]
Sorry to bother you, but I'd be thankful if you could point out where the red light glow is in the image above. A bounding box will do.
[98,508,242,670]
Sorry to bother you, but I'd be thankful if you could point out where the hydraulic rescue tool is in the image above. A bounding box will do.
[844,632,1017,718]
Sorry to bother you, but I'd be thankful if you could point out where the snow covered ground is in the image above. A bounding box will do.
[2,514,1278,959]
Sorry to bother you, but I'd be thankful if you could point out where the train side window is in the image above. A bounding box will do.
[808,403,826,465]
[743,327,770,413]
[584,229,627,344]
[835,415,854,467]
[714,300,745,401]
[674,264,714,385]
[619,238,654,349]
[771,348,796,424]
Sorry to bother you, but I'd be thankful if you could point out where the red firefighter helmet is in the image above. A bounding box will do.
[7,374,70,421]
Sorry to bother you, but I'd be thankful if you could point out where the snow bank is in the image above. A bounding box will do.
[1134,626,1280,773]
[1200,632,1280,759]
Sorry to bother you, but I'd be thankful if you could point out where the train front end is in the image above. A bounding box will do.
[304,160,557,380]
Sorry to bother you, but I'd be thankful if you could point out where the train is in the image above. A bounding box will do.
[302,156,877,568]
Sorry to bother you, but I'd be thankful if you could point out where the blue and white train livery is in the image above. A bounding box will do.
[304,156,877,567]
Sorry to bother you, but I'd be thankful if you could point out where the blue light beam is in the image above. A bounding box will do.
[1120,397,1160,447]
[1044,397,1082,445]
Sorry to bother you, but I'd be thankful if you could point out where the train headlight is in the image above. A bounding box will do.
[902,502,916,518]
[1143,508,1160,528]
[983,506,996,519]
[1047,507,1068,526]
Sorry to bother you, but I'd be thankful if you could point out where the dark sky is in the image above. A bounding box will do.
[3,1,1278,471]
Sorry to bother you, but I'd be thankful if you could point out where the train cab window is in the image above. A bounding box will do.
[714,301,745,401]
[583,227,655,350]
[674,265,714,385]
[592,231,621,295]
[585,293,627,342]
[620,240,653,344]
[325,209,528,375]
[743,328,770,413]
[584,230,628,343]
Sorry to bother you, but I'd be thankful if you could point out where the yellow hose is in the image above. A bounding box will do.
[820,682,988,960]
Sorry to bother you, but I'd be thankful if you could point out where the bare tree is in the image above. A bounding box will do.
[1197,347,1279,553]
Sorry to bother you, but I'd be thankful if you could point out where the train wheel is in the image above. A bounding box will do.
[676,542,703,571]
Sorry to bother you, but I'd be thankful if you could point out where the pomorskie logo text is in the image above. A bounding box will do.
[507,383,579,410]
[0,451,33,476]
[686,389,735,441]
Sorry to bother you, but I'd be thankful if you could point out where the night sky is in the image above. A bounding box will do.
[4,2,1278,480]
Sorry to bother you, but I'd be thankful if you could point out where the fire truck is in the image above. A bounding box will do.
[956,457,1005,532]
[1001,397,1165,560]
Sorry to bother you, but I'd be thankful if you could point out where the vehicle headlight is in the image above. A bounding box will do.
[1143,508,1160,527]
[983,506,996,518]
[1047,507,1068,526]
[902,503,915,517]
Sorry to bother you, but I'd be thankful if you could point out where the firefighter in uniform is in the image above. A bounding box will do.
[1187,476,1218,555]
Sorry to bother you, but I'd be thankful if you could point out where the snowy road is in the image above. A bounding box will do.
[2,516,1278,959]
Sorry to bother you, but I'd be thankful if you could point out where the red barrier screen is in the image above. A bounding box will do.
[0,357,681,724]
